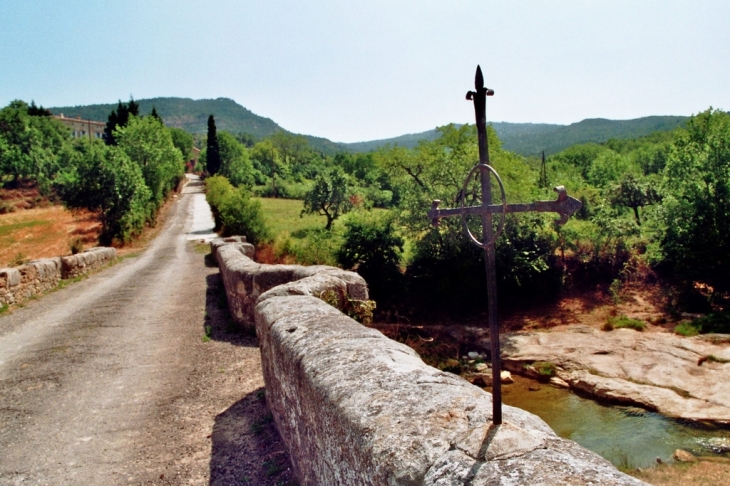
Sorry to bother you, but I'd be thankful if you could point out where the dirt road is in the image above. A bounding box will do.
[0,178,294,485]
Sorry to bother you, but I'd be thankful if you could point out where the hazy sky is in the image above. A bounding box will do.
[1,1,728,142]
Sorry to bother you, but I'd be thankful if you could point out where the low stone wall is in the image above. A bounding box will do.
[0,247,116,306]
[60,247,117,279]
[212,236,368,333]
[214,237,644,485]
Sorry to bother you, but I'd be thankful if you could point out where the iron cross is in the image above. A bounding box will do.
[427,66,581,424]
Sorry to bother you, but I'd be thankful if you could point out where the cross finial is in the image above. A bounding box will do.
[466,65,495,101]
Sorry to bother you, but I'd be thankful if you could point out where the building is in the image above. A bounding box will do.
[54,114,106,140]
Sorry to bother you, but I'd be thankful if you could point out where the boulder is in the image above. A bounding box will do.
[672,449,696,463]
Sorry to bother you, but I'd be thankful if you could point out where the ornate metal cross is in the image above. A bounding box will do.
[427,66,581,424]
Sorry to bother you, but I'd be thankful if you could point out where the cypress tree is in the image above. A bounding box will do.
[206,115,221,175]
[104,108,119,145]
[128,97,139,117]
[150,106,162,123]
[104,98,138,146]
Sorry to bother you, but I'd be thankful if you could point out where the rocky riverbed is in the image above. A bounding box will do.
[498,326,730,423]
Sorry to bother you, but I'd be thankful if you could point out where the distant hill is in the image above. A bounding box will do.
[341,117,688,156]
[502,116,688,156]
[50,97,688,157]
[49,97,344,155]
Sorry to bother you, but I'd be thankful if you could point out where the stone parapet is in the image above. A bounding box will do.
[211,236,368,333]
[214,236,645,485]
[0,247,116,306]
[60,247,117,279]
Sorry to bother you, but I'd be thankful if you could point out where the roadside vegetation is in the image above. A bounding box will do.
[196,108,729,324]
[1,98,187,256]
[3,96,729,326]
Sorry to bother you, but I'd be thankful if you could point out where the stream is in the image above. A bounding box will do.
[501,375,730,469]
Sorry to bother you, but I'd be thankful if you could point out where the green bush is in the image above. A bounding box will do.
[532,361,557,377]
[287,228,339,266]
[336,212,403,306]
[693,311,730,334]
[205,175,270,245]
[204,175,231,231]
[56,141,152,245]
[674,321,700,337]
[606,315,646,331]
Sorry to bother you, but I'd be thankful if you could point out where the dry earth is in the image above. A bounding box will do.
[0,179,294,485]
[0,205,100,266]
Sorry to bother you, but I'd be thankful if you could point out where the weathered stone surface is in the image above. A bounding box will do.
[501,328,730,422]
[254,295,644,485]
[468,371,514,387]
[60,247,116,279]
[673,449,696,462]
[212,237,368,332]
[0,268,21,288]
[550,376,570,389]
[1,248,115,307]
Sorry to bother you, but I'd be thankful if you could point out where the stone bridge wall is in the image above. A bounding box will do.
[213,236,644,485]
[0,247,116,306]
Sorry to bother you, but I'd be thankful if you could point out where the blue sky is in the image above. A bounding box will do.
[1,1,728,142]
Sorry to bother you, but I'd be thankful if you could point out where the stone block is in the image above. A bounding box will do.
[0,268,21,288]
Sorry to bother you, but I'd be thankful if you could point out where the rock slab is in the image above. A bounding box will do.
[501,328,730,423]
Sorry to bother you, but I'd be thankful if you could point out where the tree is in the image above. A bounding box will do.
[116,116,185,211]
[0,100,69,188]
[27,100,51,117]
[217,132,254,187]
[586,151,633,187]
[301,167,351,230]
[55,141,152,244]
[206,115,221,175]
[660,108,730,298]
[608,173,660,225]
[251,140,283,196]
[270,131,311,177]
[168,127,194,161]
[104,98,140,146]
[150,106,162,122]
[336,213,404,304]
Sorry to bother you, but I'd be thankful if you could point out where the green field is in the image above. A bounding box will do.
[255,198,397,266]
[256,197,339,236]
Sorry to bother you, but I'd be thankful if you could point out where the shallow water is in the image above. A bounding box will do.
[501,375,730,469]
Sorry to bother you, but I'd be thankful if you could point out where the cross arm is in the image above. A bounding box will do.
[428,186,582,226]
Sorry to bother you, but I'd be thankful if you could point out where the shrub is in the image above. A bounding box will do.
[9,252,28,266]
[693,311,730,334]
[533,361,557,377]
[218,190,270,244]
[674,321,700,337]
[204,175,231,231]
[70,238,84,255]
[205,175,270,245]
[606,315,646,331]
[336,212,404,306]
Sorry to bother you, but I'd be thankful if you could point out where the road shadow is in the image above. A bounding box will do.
[205,272,258,347]
[209,388,296,485]
[204,266,296,484]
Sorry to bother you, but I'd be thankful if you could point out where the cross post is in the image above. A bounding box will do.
[426,66,581,425]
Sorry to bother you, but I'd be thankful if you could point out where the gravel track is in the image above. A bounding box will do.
[0,178,294,485]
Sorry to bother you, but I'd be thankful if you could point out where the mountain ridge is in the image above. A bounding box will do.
[50,97,689,156]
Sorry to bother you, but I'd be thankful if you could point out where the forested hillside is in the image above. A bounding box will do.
[50,97,344,155]
[51,97,689,158]
[342,117,688,155]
